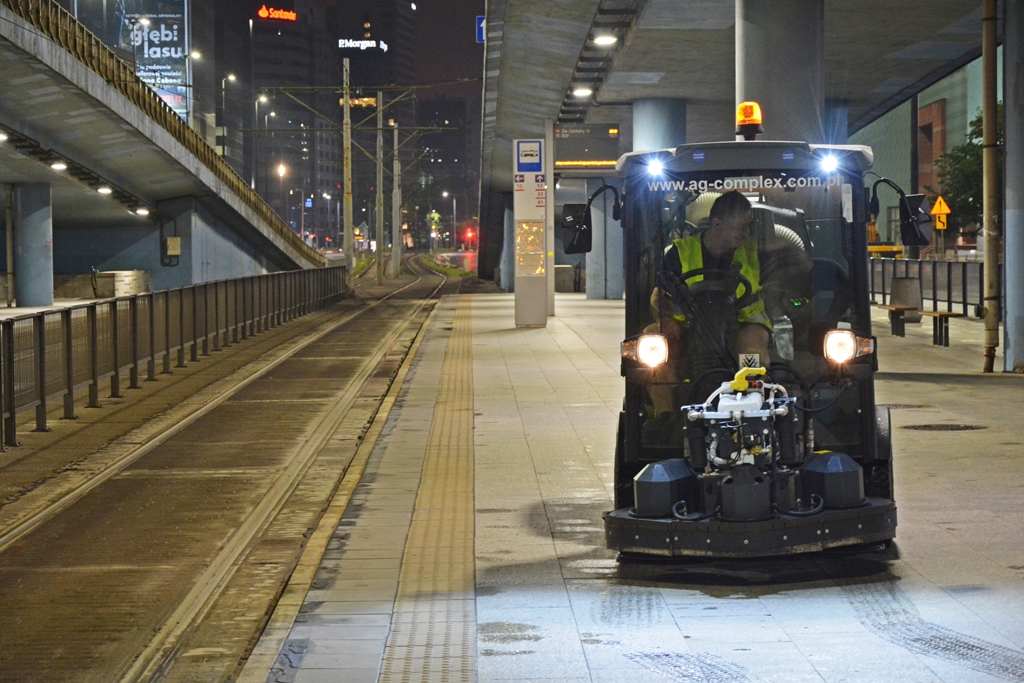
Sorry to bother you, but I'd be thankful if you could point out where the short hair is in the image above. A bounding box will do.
[709,191,752,225]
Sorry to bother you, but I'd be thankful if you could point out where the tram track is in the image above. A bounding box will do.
[126,266,446,683]
[0,261,439,557]
[0,255,448,683]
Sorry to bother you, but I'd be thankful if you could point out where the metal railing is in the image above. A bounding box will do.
[869,258,1003,317]
[0,268,348,447]
[0,0,323,268]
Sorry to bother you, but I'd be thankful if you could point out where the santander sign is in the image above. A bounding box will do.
[257,5,297,21]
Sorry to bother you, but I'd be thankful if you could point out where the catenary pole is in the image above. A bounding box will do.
[391,126,402,278]
[343,59,354,273]
[376,92,384,286]
[982,0,1000,371]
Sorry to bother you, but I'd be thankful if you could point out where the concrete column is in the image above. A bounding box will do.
[13,183,53,307]
[1004,0,1024,371]
[546,119,556,315]
[500,197,514,292]
[586,178,623,300]
[736,0,825,143]
[824,99,849,144]
[632,99,687,151]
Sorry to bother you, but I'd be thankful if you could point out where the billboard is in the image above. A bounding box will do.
[72,0,190,121]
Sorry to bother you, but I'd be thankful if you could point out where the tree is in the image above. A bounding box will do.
[926,104,1003,238]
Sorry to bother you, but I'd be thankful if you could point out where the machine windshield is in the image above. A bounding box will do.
[629,169,868,454]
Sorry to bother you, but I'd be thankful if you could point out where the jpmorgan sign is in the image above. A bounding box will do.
[339,39,389,52]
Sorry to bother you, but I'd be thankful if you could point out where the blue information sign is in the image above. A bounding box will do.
[516,140,543,173]
[477,16,486,43]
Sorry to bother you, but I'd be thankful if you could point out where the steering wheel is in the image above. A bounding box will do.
[678,267,754,304]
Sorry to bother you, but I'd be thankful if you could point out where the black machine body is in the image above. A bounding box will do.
[599,140,896,558]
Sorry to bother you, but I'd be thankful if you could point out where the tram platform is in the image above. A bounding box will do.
[238,292,1024,683]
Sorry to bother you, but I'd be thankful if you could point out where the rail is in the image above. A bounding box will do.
[0,0,323,268]
[869,258,1004,318]
[0,268,348,446]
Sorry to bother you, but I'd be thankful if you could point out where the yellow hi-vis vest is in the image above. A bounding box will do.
[671,236,771,329]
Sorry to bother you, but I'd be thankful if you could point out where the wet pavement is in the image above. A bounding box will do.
[245,293,1024,683]
[0,267,447,683]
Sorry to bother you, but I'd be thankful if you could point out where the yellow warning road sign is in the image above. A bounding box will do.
[935,214,948,230]
[931,195,951,215]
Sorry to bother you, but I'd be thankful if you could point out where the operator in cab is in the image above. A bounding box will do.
[647,190,772,425]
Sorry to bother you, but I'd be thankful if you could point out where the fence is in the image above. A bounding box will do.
[869,258,1003,317]
[0,268,347,447]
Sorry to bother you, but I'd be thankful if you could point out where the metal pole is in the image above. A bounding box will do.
[163,290,172,373]
[391,126,402,278]
[129,296,140,388]
[88,305,101,406]
[907,94,920,261]
[376,91,384,286]
[343,59,354,273]
[5,185,13,307]
[111,302,122,397]
[34,316,47,432]
[3,319,18,444]
[982,0,1000,371]
[63,309,75,418]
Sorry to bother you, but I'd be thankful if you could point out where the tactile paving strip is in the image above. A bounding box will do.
[379,297,476,683]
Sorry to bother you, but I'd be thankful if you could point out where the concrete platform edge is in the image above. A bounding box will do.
[235,300,442,683]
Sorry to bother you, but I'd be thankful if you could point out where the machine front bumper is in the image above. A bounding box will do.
[604,499,896,558]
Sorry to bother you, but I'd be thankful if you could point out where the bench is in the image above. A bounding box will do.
[877,304,917,337]
[920,311,963,347]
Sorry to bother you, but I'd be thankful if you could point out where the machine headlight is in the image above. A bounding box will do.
[820,154,839,173]
[647,158,664,176]
[824,330,874,363]
[621,334,670,367]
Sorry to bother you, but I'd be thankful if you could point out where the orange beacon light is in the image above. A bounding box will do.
[736,101,764,140]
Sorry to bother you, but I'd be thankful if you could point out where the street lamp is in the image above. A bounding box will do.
[252,94,269,188]
[443,191,457,249]
[129,17,150,70]
[323,193,333,245]
[220,73,236,126]
[277,163,286,214]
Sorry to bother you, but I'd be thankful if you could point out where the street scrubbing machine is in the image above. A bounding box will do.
[559,103,931,558]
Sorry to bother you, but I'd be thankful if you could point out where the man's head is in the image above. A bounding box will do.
[706,191,753,256]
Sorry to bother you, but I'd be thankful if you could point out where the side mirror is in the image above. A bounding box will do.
[559,203,593,254]
[898,193,931,246]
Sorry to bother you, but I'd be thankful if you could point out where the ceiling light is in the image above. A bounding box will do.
[572,87,593,98]
[50,161,67,171]
[0,132,7,142]
[135,207,150,216]
[97,186,112,194]
[593,35,617,46]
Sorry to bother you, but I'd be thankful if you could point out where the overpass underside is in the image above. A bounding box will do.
[0,2,321,304]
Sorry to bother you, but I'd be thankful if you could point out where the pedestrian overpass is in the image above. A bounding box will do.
[0,1,322,306]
